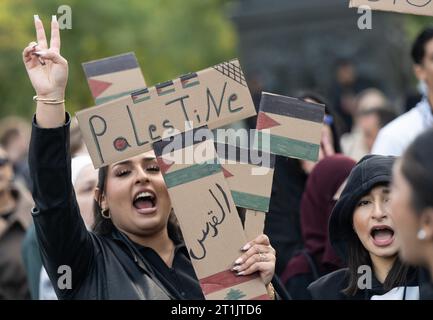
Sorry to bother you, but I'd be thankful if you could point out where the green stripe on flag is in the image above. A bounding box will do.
[255,132,319,162]
[95,88,145,105]
[164,162,221,188]
[231,191,270,212]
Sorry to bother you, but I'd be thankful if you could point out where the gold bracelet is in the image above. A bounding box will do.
[266,283,276,300]
[33,95,65,105]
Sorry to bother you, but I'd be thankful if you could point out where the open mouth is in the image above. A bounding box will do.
[133,190,157,214]
[370,225,395,247]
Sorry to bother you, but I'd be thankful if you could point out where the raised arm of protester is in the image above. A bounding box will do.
[23,15,93,298]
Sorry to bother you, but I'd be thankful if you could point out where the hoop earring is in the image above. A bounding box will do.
[417,229,427,240]
[101,208,111,219]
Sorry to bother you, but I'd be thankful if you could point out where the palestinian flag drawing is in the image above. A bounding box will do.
[255,92,325,161]
[180,72,200,89]
[215,142,275,212]
[155,80,175,96]
[82,52,146,105]
[153,127,269,300]
[131,88,150,104]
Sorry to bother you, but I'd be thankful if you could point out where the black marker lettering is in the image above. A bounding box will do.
[126,105,150,146]
[89,115,106,164]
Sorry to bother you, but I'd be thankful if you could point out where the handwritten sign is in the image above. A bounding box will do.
[153,128,269,300]
[215,142,275,212]
[76,59,256,168]
[350,0,433,16]
[82,52,147,105]
[254,92,325,162]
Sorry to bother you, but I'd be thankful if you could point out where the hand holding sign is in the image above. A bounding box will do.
[233,234,276,286]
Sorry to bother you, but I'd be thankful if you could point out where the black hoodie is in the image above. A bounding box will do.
[308,155,419,300]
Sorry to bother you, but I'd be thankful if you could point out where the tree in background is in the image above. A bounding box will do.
[0,0,236,118]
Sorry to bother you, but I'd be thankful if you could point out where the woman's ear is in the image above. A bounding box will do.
[94,187,107,209]
[414,64,427,82]
[420,208,433,241]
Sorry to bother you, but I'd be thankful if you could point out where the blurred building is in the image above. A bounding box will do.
[230,0,412,109]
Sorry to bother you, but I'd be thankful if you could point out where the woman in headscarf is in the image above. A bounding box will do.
[308,155,419,299]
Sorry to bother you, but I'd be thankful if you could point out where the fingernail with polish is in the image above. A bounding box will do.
[234,257,242,265]
[232,266,240,272]
[34,15,40,22]
[237,271,245,276]
[241,243,251,251]
[52,15,57,22]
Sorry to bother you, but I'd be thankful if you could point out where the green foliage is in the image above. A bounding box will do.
[0,0,236,118]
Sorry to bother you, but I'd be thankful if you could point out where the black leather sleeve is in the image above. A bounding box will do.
[29,113,94,295]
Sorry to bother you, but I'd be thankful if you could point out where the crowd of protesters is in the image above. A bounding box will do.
[1,15,433,300]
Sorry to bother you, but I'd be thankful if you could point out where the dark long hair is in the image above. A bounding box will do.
[92,166,182,241]
[401,129,433,214]
[343,232,410,296]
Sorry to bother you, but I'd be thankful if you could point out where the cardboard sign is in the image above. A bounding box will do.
[76,59,256,168]
[215,142,275,212]
[82,52,147,105]
[153,128,269,300]
[244,210,266,242]
[349,0,433,16]
[254,92,325,162]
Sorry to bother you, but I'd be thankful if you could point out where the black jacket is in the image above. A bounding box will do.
[29,114,289,300]
[308,268,419,300]
[29,114,179,299]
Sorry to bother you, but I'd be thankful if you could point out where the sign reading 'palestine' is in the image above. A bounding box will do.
[76,59,257,168]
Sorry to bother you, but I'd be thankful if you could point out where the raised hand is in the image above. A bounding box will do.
[23,15,68,128]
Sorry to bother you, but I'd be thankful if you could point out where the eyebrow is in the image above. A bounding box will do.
[112,156,157,168]
[382,188,391,194]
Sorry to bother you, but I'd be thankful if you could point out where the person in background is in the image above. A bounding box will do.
[391,128,433,300]
[330,59,370,133]
[0,117,32,192]
[308,155,419,300]
[340,88,390,161]
[372,28,433,156]
[281,155,356,299]
[0,146,33,299]
[69,116,88,157]
[265,91,342,276]
[357,107,396,153]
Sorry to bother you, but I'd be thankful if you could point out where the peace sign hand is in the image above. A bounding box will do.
[23,15,68,100]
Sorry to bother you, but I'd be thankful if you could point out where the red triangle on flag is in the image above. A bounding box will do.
[156,157,174,175]
[222,166,234,178]
[256,112,281,130]
[88,78,112,98]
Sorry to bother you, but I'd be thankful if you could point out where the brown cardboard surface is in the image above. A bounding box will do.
[244,210,266,242]
[154,137,268,300]
[349,0,433,16]
[77,59,256,168]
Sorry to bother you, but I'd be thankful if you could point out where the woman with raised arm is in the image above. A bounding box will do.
[23,15,282,300]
